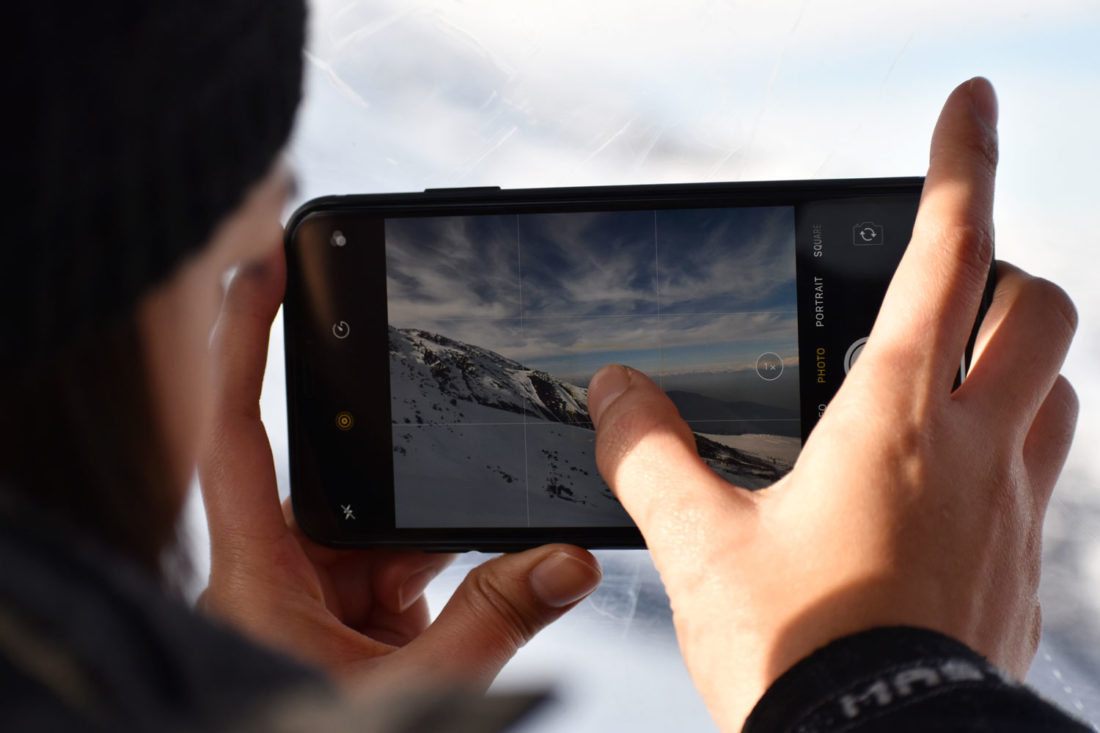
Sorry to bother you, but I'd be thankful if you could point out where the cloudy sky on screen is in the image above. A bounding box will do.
[383,206,796,379]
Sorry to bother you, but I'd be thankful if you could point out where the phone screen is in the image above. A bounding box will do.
[385,207,797,528]
[284,180,924,548]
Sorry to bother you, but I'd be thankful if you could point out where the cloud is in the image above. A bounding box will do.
[292,0,1098,197]
[385,214,522,324]
[383,205,799,376]
[518,211,658,316]
[656,207,796,313]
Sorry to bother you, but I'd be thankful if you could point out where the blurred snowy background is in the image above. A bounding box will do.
[182,1,1100,728]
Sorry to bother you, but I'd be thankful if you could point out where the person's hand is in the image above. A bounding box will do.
[197,244,601,690]
[586,77,1077,731]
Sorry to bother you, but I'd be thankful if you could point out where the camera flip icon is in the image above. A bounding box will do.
[852,221,884,246]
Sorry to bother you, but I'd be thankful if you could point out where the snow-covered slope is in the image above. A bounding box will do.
[390,326,591,427]
[388,326,787,527]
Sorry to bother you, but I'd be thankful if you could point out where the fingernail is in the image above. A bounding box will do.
[398,567,438,612]
[968,77,998,128]
[530,551,602,608]
[588,365,631,429]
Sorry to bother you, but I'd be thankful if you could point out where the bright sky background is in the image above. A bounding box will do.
[284,0,1100,474]
[184,1,1100,728]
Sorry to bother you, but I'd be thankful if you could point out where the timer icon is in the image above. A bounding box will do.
[332,320,350,339]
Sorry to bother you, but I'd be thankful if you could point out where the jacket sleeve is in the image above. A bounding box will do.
[742,626,1093,732]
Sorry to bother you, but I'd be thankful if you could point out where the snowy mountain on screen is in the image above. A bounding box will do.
[390,326,591,428]
[388,326,786,527]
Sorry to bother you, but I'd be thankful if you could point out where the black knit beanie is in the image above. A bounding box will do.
[2,1,305,375]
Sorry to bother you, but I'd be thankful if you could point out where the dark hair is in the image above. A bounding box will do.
[0,0,306,578]
[0,312,178,578]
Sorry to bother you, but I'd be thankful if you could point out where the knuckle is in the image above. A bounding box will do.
[1023,277,1078,340]
[935,222,995,287]
[929,118,997,180]
[596,397,693,480]
[606,399,693,456]
[463,564,538,648]
[969,126,1000,177]
[1052,375,1080,418]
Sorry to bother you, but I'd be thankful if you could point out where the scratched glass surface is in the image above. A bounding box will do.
[185,0,1100,729]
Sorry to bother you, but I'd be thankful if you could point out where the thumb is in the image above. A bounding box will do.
[587,365,748,549]
[383,545,600,690]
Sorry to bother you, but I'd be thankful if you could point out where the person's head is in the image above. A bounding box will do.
[0,1,305,576]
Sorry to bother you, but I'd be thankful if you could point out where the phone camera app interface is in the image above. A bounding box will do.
[384,207,800,528]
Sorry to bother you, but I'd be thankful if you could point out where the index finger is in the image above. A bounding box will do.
[199,246,288,546]
[862,78,998,394]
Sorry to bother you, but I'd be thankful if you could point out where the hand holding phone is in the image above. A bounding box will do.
[587,78,1077,731]
[198,245,602,687]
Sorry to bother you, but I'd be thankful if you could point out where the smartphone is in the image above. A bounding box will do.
[284,178,976,551]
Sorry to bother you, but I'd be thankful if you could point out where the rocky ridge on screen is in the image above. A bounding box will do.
[387,326,786,528]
